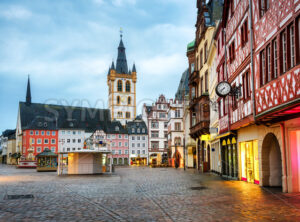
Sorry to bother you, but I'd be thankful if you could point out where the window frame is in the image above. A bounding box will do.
[125,80,131,92]
[117,80,123,92]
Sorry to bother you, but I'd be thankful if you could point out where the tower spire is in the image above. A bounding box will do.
[26,75,31,104]
[132,63,136,73]
[116,29,128,74]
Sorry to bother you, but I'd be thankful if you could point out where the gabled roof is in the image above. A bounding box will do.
[145,105,152,114]
[19,102,111,132]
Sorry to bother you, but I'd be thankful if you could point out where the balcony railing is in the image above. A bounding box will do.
[189,93,210,139]
[189,70,199,83]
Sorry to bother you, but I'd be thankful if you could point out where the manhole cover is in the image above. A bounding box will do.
[4,194,34,200]
[190,186,207,190]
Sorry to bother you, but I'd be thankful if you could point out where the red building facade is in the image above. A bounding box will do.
[22,129,58,160]
[218,0,300,192]
[252,0,300,192]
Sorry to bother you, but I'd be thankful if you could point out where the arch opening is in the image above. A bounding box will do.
[261,133,282,187]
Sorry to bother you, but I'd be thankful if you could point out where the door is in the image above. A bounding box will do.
[246,142,254,183]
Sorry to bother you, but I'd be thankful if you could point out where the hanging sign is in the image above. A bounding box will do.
[201,135,211,141]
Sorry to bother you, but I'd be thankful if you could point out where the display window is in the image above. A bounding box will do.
[240,140,259,184]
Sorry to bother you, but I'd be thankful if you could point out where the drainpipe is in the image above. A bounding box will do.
[280,123,288,192]
[249,0,256,121]
[223,28,230,133]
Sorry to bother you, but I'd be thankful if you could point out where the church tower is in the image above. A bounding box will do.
[107,32,137,125]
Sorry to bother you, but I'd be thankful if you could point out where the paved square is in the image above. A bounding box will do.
[0,165,300,222]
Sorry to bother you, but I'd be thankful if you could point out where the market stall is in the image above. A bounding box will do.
[36,148,58,172]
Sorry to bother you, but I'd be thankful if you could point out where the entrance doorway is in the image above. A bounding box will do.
[261,133,282,187]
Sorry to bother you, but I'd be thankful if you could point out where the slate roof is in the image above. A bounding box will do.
[116,38,129,74]
[26,76,31,104]
[126,119,148,135]
[19,102,111,133]
[2,129,16,139]
[145,105,152,115]
[105,120,127,134]
[175,69,190,101]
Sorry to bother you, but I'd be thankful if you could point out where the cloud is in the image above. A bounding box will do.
[112,0,137,7]
[0,5,32,19]
[139,53,186,77]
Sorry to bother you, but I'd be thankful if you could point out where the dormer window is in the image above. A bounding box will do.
[44,122,48,127]
[142,128,145,133]
[115,126,119,131]
[132,128,135,133]
[137,128,140,133]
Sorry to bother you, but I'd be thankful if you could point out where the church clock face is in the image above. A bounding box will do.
[121,96,126,103]
[216,81,231,97]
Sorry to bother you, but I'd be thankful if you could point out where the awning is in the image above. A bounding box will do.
[215,131,236,140]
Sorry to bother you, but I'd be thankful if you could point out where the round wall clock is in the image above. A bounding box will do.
[216,81,231,97]
[121,96,126,103]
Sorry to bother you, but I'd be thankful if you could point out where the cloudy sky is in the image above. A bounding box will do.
[0,0,196,132]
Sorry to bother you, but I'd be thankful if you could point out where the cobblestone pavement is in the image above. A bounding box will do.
[0,164,300,222]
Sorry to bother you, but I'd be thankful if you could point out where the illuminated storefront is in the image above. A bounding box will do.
[221,135,238,179]
[288,129,300,192]
[239,140,259,185]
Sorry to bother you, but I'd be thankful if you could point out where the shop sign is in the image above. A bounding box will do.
[201,135,211,141]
